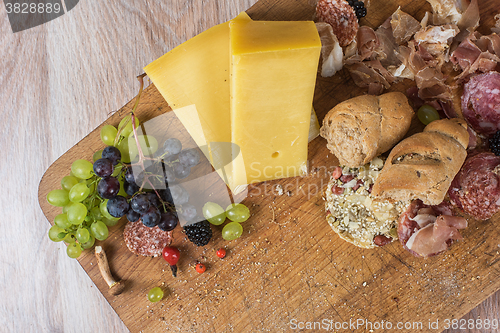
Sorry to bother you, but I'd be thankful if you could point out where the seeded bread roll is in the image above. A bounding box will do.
[371,118,469,205]
[320,92,414,167]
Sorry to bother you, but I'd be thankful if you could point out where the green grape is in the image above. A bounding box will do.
[63,233,76,243]
[86,178,97,193]
[67,243,83,258]
[102,217,119,227]
[93,149,103,162]
[90,206,103,221]
[116,138,136,163]
[90,221,109,241]
[48,225,66,242]
[117,179,127,197]
[222,222,243,241]
[61,176,79,192]
[128,135,158,157]
[100,124,118,146]
[417,105,440,125]
[202,202,226,225]
[75,227,90,243]
[118,114,140,138]
[225,203,250,223]
[80,234,95,249]
[47,189,70,207]
[54,213,72,229]
[63,202,76,214]
[112,164,123,177]
[71,159,94,179]
[67,202,88,225]
[68,183,90,203]
[99,200,120,222]
[147,287,164,302]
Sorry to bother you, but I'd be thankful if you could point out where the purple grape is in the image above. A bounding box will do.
[130,193,150,214]
[126,209,141,222]
[97,177,120,199]
[124,181,140,196]
[124,166,135,183]
[170,185,189,205]
[141,206,160,227]
[162,138,182,157]
[157,211,178,231]
[107,195,129,218]
[102,146,121,165]
[161,163,177,185]
[146,192,161,207]
[93,158,113,178]
[179,204,197,222]
[158,188,173,205]
[172,162,191,179]
[178,148,200,167]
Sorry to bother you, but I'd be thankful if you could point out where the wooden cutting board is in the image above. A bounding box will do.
[38,0,500,332]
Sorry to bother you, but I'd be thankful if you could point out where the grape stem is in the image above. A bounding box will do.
[127,76,171,209]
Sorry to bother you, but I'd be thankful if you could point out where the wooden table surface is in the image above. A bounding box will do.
[1,0,498,332]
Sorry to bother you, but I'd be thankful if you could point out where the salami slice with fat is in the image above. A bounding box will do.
[461,71,500,136]
[448,152,500,220]
[123,222,172,257]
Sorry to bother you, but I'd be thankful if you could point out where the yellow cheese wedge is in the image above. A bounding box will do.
[144,12,251,193]
[229,20,321,186]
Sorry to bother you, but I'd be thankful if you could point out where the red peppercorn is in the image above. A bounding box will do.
[162,246,180,266]
[195,263,206,273]
[216,248,226,259]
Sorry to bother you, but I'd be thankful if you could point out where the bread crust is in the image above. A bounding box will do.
[371,118,469,205]
[320,92,414,167]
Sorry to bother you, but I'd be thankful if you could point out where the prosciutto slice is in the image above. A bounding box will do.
[398,200,467,258]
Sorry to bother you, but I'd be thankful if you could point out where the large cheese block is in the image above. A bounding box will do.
[144,12,251,193]
[229,20,321,186]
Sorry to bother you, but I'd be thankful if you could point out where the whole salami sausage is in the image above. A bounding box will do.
[448,152,500,220]
[461,71,500,136]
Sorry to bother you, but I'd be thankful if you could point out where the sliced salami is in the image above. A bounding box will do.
[461,71,500,136]
[123,221,172,257]
[448,152,500,220]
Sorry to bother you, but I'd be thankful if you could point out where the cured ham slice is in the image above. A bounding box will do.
[316,23,344,77]
[405,215,467,257]
[398,200,467,258]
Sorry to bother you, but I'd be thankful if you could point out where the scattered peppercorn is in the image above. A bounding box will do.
[216,248,226,259]
[195,263,206,273]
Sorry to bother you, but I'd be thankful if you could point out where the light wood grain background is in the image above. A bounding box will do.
[0,0,498,332]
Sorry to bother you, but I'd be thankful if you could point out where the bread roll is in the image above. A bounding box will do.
[371,118,469,205]
[320,92,414,167]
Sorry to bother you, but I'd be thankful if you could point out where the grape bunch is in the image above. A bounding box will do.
[46,114,146,259]
[46,155,123,259]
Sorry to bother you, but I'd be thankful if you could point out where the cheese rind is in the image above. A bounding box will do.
[229,20,321,185]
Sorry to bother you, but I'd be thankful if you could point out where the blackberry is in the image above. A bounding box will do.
[489,130,500,156]
[184,220,212,246]
[347,0,367,20]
